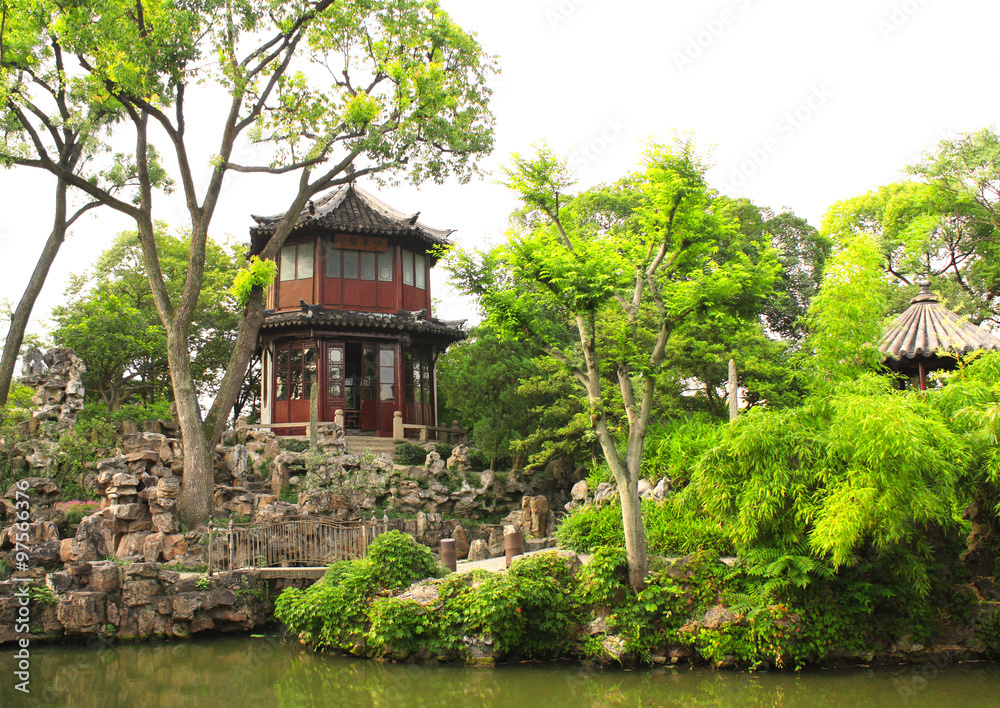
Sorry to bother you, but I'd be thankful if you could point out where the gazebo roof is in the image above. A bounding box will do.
[879,282,1000,374]
[249,183,454,255]
[261,304,467,344]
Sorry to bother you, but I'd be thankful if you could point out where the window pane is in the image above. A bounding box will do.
[276,349,289,401]
[360,251,375,281]
[328,347,343,364]
[378,250,393,281]
[415,253,426,289]
[329,382,343,399]
[402,250,414,286]
[379,348,394,367]
[290,349,303,399]
[326,245,341,278]
[280,246,296,281]
[380,383,394,401]
[298,243,314,279]
[304,347,317,398]
[343,250,358,279]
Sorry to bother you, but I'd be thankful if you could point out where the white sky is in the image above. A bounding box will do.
[1,0,998,336]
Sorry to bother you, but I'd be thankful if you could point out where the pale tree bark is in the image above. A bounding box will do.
[521,192,687,590]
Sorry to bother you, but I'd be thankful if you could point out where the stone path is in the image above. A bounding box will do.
[453,547,590,574]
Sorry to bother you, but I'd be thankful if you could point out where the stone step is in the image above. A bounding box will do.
[343,435,399,455]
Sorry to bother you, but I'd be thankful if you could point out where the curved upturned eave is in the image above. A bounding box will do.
[260,308,468,345]
[248,184,454,256]
[879,301,1000,364]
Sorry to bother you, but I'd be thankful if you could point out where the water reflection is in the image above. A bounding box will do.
[2,636,998,708]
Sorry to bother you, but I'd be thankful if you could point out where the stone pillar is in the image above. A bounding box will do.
[335,409,345,429]
[393,411,404,440]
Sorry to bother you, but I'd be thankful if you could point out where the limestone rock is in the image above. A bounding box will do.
[57,591,107,633]
[520,495,550,539]
[446,444,471,473]
[467,539,490,562]
[452,525,470,559]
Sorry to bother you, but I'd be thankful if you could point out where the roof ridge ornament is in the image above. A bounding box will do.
[910,279,937,304]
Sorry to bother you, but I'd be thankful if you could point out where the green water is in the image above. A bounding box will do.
[2,635,998,708]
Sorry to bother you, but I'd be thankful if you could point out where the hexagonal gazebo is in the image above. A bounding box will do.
[249,184,467,436]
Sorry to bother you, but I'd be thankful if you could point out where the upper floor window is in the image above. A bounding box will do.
[402,250,426,289]
[279,243,313,281]
[327,246,392,282]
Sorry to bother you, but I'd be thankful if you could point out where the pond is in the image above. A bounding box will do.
[2,635,998,707]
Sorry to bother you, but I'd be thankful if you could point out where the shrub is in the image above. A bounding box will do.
[557,497,735,557]
[55,500,99,527]
[77,400,174,427]
[279,438,310,453]
[466,447,495,471]
[366,530,445,590]
[433,443,454,461]
[394,441,428,466]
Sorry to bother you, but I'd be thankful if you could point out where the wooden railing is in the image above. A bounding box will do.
[207,516,389,574]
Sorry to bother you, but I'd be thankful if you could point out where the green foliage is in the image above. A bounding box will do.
[804,234,890,384]
[366,531,445,591]
[436,325,543,468]
[29,584,58,605]
[195,577,211,591]
[434,443,454,461]
[55,500,99,528]
[557,497,735,557]
[641,415,723,487]
[231,256,277,310]
[279,438,311,453]
[366,597,434,657]
[394,441,428,466]
[50,228,243,409]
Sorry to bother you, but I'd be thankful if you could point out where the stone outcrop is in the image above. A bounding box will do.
[0,562,284,645]
[20,347,86,434]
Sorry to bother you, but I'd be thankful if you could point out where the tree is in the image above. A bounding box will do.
[822,128,1000,329]
[11,0,496,526]
[50,228,242,411]
[450,141,780,588]
[437,326,539,470]
[437,325,589,470]
[0,0,132,408]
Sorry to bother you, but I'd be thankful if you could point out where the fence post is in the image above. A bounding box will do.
[207,519,214,577]
[227,519,234,572]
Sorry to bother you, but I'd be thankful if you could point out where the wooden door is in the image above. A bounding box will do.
[272,342,317,429]
[360,344,378,432]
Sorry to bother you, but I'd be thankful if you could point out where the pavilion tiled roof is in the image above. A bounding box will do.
[249,183,453,255]
[880,282,1000,371]
[261,305,467,343]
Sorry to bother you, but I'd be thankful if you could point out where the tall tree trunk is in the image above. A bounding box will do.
[203,288,266,447]
[168,326,214,528]
[618,468,647,589]
[0,180,69,407]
